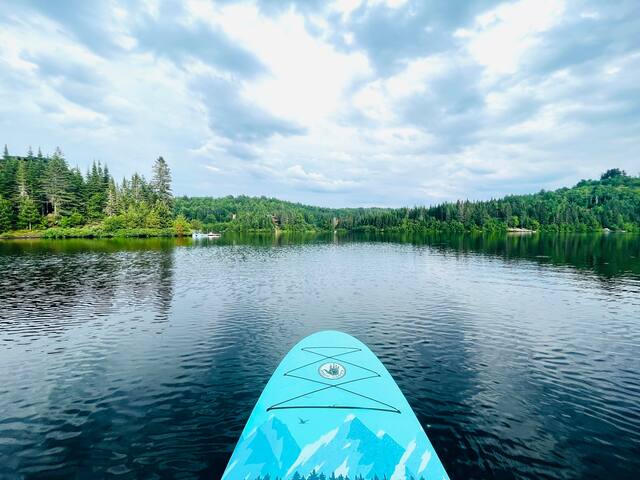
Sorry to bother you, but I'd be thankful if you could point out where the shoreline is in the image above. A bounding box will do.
[0,227,185,240]
[1,227,633,240]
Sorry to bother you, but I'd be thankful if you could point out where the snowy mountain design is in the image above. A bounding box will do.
[223,414,440,479]
[285,414,403,478]
[222,416,301,479]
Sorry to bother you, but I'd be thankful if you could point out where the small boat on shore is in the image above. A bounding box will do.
[507,227,536,234]
[192,231,222,239]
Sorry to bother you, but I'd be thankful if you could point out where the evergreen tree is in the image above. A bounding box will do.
[42,148,71,217]
[130,173,147,204]
[145,205,162,228]
[17,195,40,230]
[85,161,108,219]
[105,178,119,216]
[173,214,190,236]
[17,159,29,198]
[27,152,47,214]
[0,145,18,201]
[87,192,105,220]
[0,195,12,232]
[151,156,173,208]
[152,200,172,228]
[119,177,131,208]
[68,167,87,215]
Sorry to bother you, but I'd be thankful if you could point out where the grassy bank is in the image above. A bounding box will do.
[0,226,189,239]
[3,223,632,240]
[193,221,634,235]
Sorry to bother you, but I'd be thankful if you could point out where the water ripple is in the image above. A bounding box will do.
[0,235,639,479]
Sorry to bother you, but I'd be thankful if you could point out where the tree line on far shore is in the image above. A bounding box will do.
[2,145,639,236]
[176,169,640,234]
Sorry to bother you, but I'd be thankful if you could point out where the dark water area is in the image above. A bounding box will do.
[0,233,639,479]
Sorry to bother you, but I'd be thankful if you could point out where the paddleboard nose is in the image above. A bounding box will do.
[222,330,450,479]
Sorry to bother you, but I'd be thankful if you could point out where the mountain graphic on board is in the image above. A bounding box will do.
[223,416,301,479]
[285,414,405,478]
[224,414,438,479]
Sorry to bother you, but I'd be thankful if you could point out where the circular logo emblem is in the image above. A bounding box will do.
[318,362,346,380]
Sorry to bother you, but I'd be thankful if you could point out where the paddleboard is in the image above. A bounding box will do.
[222,330,449,480]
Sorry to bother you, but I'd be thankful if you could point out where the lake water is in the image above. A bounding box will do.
[1,233,639,479]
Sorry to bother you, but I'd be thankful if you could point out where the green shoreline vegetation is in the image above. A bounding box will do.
[0,145,189,239]
[177,168,639,234]
[1,145,639,239]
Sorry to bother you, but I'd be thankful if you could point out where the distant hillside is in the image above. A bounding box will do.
[4,144,636,237]
[175,169,640,233]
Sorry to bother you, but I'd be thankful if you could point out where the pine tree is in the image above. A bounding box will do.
[0,147,18,201]
[145,205,162,228]
[42,148,71,217]
[17,160,28,198]
[17,195,40,230]
[173,214,190,236]
[27,153,46,214]
[151,156,173,209]
[0,195,12,232]
[152,199,172,228]
[105,178,119,216]
[68,167,87,216]
[130,173,146,204]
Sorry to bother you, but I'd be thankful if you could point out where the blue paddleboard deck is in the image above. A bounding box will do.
[223,330,449,479]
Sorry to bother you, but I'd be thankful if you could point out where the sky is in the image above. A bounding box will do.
[1,0,639,207]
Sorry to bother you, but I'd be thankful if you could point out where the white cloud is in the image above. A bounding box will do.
[188,1,370,124]
[331,0,365,20]
[456,0,566,76]
[1,0,638,206]
[353,54,454,122]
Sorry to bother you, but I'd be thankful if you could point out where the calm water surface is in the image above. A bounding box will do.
[0,233,639,479]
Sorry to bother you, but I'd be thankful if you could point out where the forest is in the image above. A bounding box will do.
[1,145,638,237]
[0,146,189,237]
[176,169,640,234]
